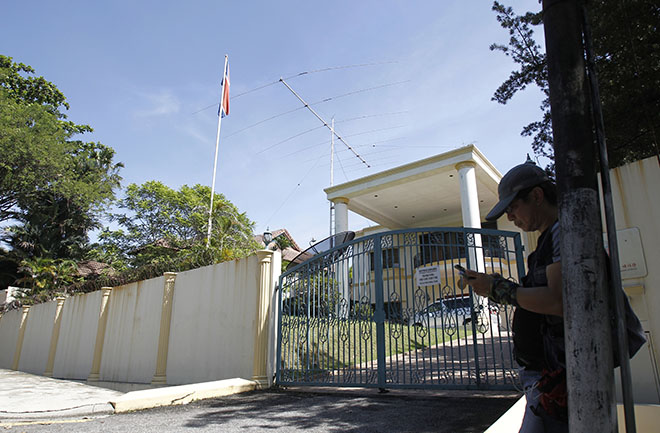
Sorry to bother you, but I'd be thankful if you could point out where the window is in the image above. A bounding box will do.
[370,247,400,270]
[417,232,466,266]
[481,220,506,258]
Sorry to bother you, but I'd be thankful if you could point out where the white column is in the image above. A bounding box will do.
[455,161,485,273]
[455,161,488,328]
[456,162,482,230]
[330,197,350,318]
[333,197,349,234]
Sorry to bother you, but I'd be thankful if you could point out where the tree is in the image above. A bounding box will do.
[15,257,81,303]
[3,142,123,260]
[0,88,70,222]
[93,181,259,269]
[490,1,660,169]
[0,55,122,261]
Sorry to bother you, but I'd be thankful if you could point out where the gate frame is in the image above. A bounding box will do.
[276,227,526,390]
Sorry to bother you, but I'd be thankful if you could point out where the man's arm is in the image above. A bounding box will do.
[516,262,563,316]
[463,262,563,317]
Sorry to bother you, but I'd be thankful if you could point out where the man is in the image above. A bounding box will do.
[461,160,568,432]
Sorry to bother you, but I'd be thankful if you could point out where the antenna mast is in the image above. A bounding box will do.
[330,117,335,236]
[279,78,370,168]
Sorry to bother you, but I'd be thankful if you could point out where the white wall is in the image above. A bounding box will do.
[0,252,280,385]
[165,256,259,385]
[52,291,103,380]
[99,278,164,383]
[18,301,57,375]
[0,308,22,368]
[603,156,660,403]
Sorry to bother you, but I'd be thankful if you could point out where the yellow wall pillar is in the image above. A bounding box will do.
[252,250,274,388]
[44,297,66,377]
[88,287,112,382]
[11,306,31,370]
[152,272,177,385]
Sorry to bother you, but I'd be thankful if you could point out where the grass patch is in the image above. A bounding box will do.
[280,316,472,371]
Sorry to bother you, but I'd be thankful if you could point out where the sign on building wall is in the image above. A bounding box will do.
[604,227,648,279]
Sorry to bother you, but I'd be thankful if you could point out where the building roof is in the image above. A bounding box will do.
[76,260,115,278]
[254,228,303,256]
[324,144,503,229]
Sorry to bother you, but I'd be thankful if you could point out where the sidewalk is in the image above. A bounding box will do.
[0,368,258,422]
[0,369,121,420]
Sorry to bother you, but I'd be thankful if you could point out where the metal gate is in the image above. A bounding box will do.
[276,227,526,390]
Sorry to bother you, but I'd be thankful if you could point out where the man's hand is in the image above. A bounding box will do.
[458,268,493,297]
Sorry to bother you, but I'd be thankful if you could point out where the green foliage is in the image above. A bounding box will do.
[3,142,122,261]
[491,1,660,169]
[0,55,122,307]
[93,181,259,269]
[586,0,660,166]
[15,257,82,303]
[0,88,69,221]
[3,194,94,259]
[272,234,293,250]
[0,55,123,259]
[0,56,68,111]
[283,272,344,318]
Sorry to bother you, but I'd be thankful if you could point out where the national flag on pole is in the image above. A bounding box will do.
[219,60,230,117]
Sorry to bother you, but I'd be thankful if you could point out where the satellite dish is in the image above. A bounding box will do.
[286,231,355,271]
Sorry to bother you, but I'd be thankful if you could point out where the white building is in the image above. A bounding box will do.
[325,144,660,404]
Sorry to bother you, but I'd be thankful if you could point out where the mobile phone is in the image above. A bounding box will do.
[454,264,475,279]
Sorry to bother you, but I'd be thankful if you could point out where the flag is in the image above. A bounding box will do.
[219,61,230,117]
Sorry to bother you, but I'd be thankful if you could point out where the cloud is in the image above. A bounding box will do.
[179,121,213,145]
[133,90,181,118]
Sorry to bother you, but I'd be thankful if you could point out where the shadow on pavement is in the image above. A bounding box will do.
[183,388,518,433]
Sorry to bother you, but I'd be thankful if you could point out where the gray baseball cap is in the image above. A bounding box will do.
[485,162,550,221]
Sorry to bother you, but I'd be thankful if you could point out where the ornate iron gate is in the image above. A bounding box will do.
[276,227,526,390]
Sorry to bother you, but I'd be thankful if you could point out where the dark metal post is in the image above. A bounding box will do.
[581,4,637,431]
[373,234,387,390]
[542,1,617,432]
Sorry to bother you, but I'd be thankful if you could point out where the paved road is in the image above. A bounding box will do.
[2,387,518,433]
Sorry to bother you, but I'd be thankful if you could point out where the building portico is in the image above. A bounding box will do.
[325,144,516,236]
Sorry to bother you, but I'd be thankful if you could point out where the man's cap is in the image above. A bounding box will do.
[485,161,550,221]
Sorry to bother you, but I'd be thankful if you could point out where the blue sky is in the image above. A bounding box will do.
[2,0,546,247]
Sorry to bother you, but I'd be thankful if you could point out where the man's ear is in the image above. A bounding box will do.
[531,186,544,205]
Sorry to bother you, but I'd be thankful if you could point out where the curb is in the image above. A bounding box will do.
[110,378,258,413]
[0,403,115,420]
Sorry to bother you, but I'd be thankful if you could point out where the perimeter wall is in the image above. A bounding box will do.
[0,250,281,388]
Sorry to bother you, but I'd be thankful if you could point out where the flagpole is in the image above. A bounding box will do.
[207,54,228,247]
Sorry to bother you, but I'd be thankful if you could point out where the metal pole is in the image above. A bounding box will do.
[207,55,228,247]
[330,117,335,237]
[331,117,335,188]
[542,1,616,432]
[581,4,637,431]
